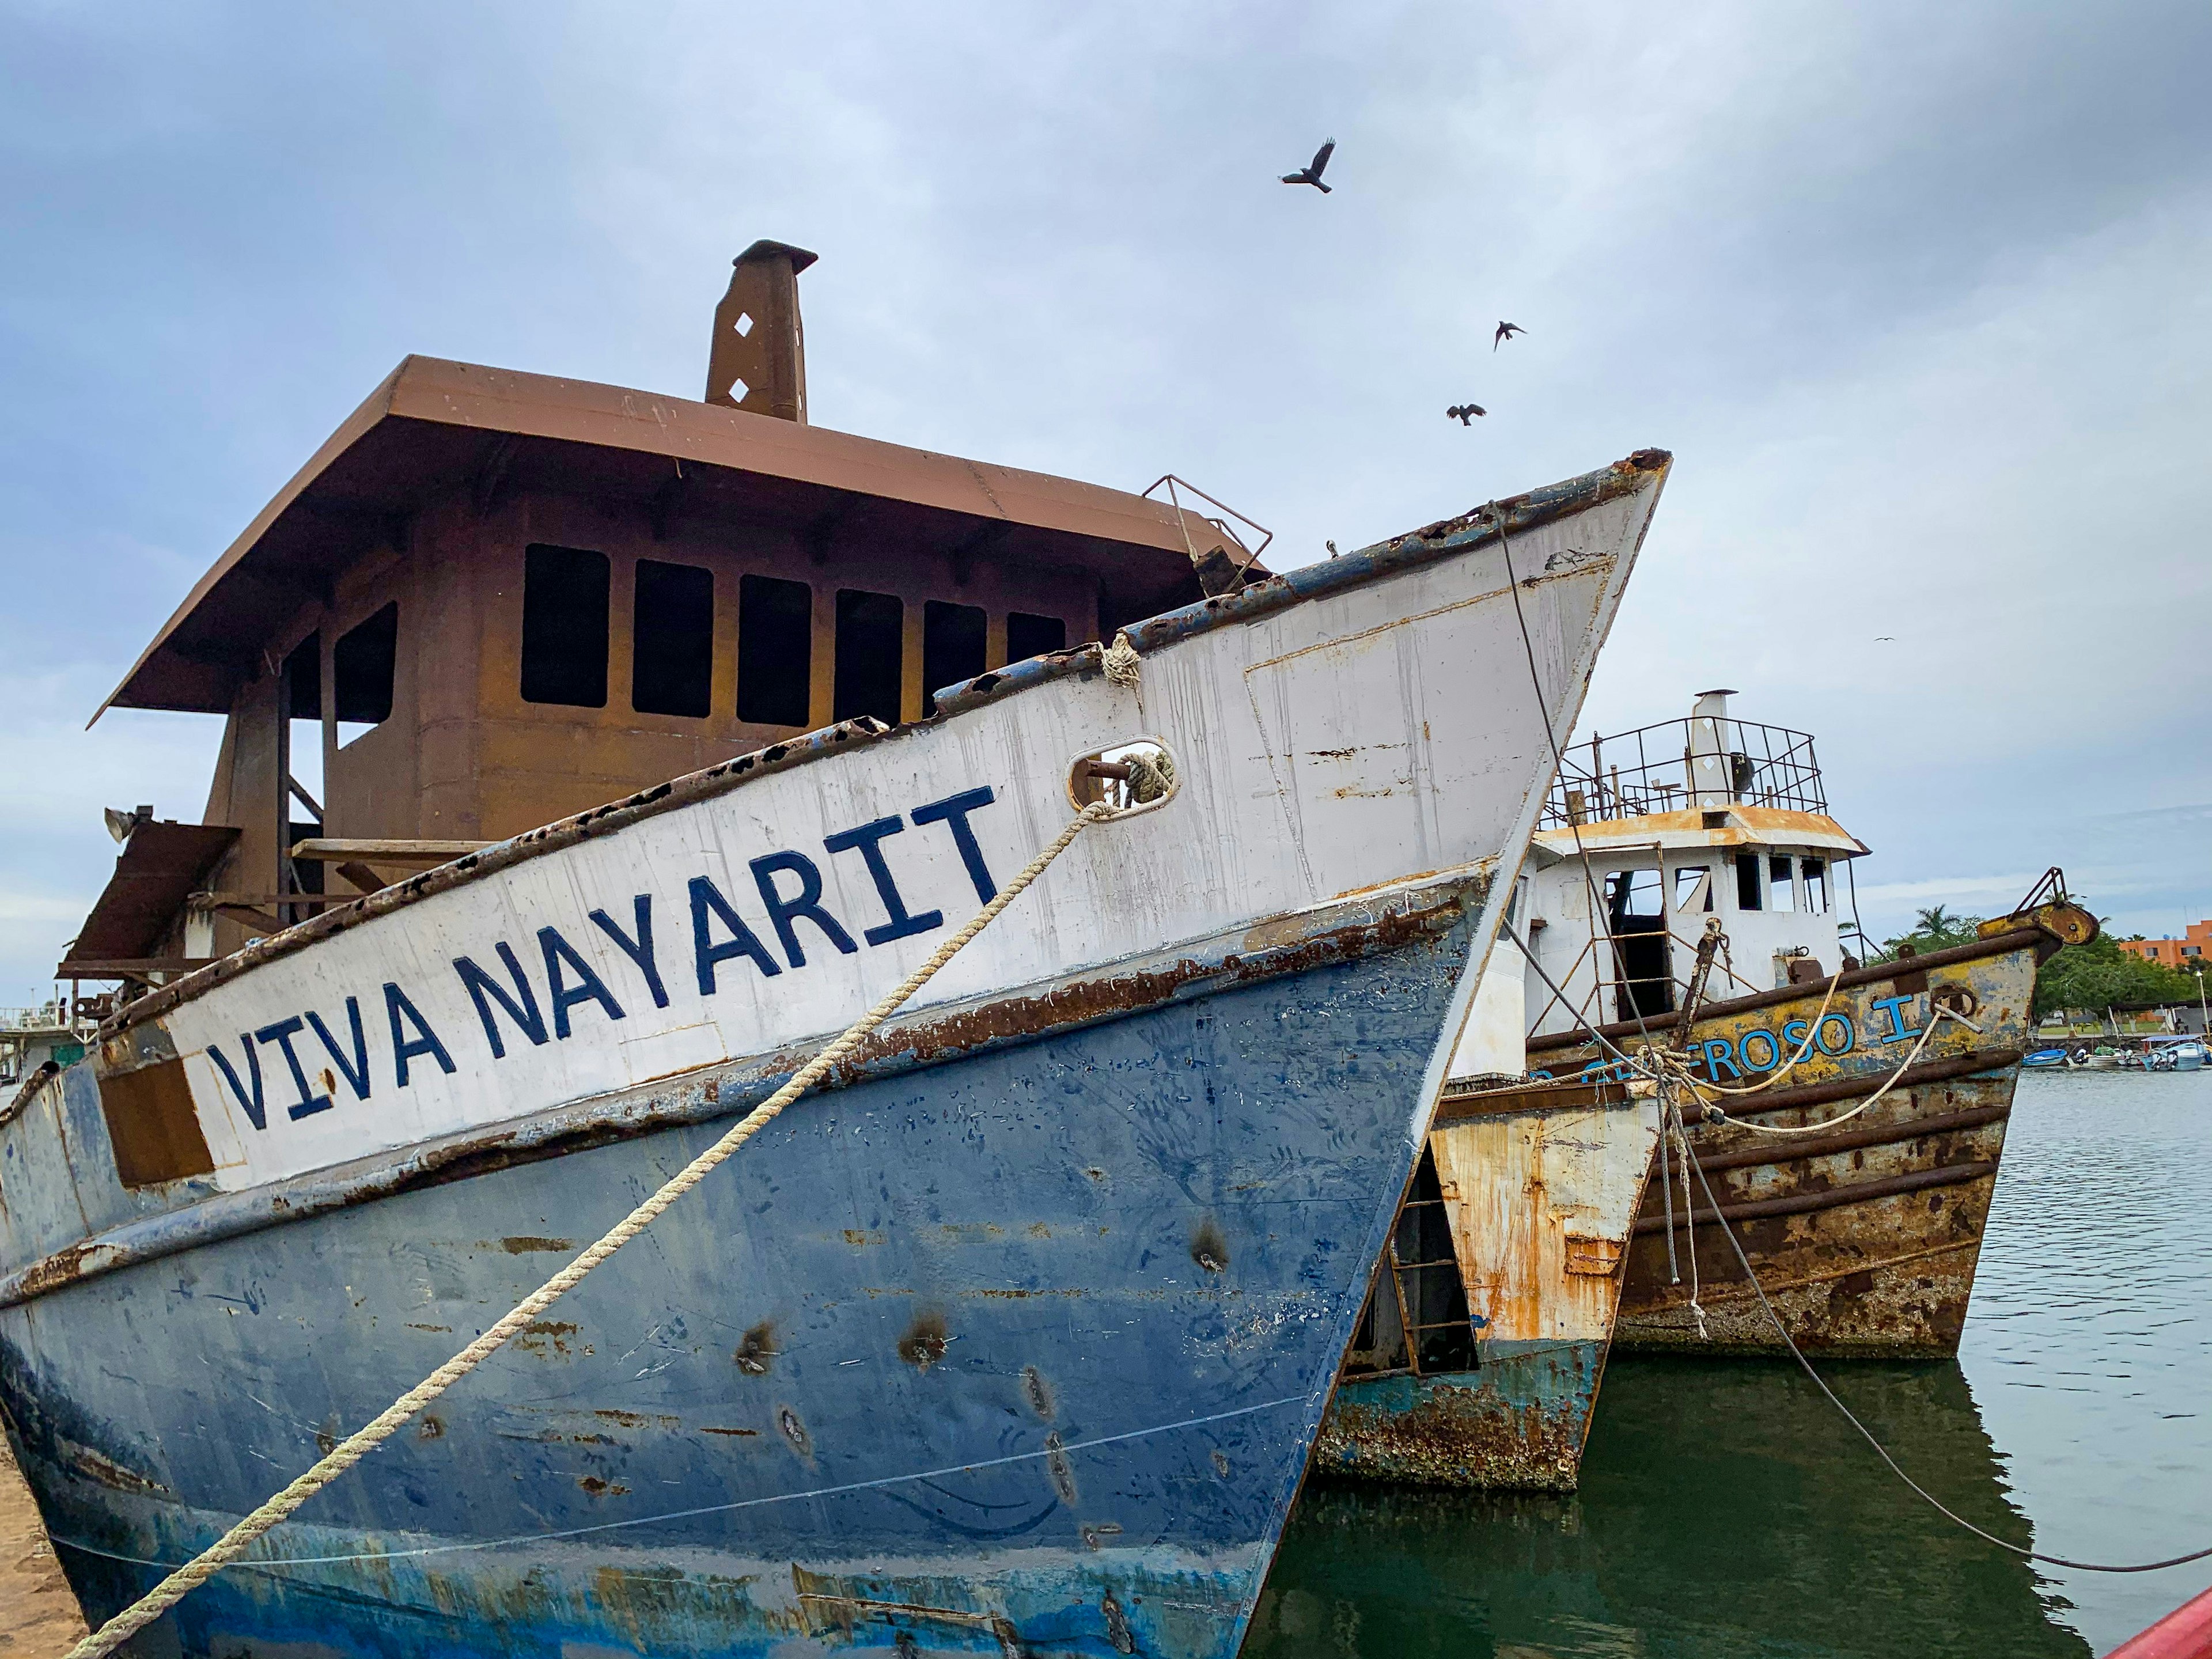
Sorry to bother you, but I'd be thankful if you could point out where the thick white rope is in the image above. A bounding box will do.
[1664,969,1843,1098]
[66,800,1116,1659]
[1670,1003,1979,1138]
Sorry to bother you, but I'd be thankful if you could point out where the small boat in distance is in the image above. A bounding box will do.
[0,242,1669,1657]
[2124,1036,2207,1072]
[1316,692,2094,1491]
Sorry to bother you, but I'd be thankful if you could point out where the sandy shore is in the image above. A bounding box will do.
[0,1437,87,1656]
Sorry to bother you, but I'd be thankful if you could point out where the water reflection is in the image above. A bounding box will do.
[1249,1355,2089,1658]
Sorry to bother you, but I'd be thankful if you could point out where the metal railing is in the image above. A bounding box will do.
[1542,715,1826,827]
[0,1005,76,1033]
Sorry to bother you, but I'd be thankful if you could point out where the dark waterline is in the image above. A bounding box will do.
[1248,1070,2212,1657]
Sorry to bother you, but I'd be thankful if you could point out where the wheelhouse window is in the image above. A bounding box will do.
[332,603,397,743]
[1770,855,1796,913]
[1673,865,1712,913]
[1802,858,1829,914]
[922,600,987,716]
[737,574,812,728]
[632,559,714,717]
[1734,851,1763,911]
[520,544,610,708]
[1605,867,1673,1019]
[1005,611,1067,662]
[834,589,904,726]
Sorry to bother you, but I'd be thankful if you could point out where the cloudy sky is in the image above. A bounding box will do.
[4,2,2209,1001]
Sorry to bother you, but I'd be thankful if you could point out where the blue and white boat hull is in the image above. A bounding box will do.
[0,453,1671,1656]
[6,878,1484,1657]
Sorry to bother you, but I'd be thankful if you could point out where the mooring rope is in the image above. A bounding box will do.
[1667,1002,1978,1137]
[65,800,1118,1659]
[1502,914,2212,1570]
[1684,1149,2212,1574]
[1661,968,1842,1098]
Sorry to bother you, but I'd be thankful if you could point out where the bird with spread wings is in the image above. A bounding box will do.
[1281,139,1336,193]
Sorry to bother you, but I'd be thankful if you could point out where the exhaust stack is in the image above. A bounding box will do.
[706,240,817,422]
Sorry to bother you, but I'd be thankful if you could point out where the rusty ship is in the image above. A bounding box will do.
[1315,690,2092,1490]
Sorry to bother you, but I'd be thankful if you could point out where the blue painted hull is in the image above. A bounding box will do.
[2,904,1480,1657]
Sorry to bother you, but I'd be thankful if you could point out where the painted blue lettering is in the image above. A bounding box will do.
[689,875,782,993]
[454,945,550,1059]
[751,851,859,969]
[822,816,944,946]
[207,1036,266,1132]
[253,1016,332,1121]
[539,926,626,1039]
[1782,1019,1812,1055]
[1815,1013,1855,1056]
[1701,1037,1743,1081]
[1738,1028,1781,1071]
[1869,993,1921,1043]
[911,787,1000,903]
[589,896,668,1009]
[385,983,456,1088]
[305,998,372,1101]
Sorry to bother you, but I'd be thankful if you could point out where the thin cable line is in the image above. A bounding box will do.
[1685,1151,2212,1574]
[51,1393,1313,1573]
[1489,504,1660,1060]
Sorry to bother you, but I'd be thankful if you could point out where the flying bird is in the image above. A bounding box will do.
[1281,139,1336,193]
[1494,321,1525,350]
[1446,403,1487,425]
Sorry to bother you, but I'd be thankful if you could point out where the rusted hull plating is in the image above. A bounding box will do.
[1531,931,2048,1358]
[1,892,1484,1659]
[1315,1089,1661,1490]
[1318,1342,1603,1491]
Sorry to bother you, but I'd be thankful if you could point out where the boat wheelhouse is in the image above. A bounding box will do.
[1498,688,1870,1051]
[63,243,1260,993]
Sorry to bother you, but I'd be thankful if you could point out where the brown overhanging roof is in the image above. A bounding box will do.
[95,356,1237,719]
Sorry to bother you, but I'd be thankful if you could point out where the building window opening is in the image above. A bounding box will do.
[737,574,813,728]
[1605,867,1674,1019]
[922,601,988,717]
[1734,851,1763,911]
[632,559,714,718]
[332,603,397,745]
[1005,611,1067,663]
[280,633,325,907]
[834,589,905,726]
[1770,854,1796,913]
[1673,865,1713,913]
[1802,858,1829,915]
[521,544,610,708]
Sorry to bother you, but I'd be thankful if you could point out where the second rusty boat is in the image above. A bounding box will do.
[1315,693,2094,1489]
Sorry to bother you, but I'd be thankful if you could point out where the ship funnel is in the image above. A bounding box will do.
[1687,689,1741,808]
[706,240,818,422]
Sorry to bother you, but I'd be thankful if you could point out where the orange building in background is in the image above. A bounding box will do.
[2120,920,2212,969]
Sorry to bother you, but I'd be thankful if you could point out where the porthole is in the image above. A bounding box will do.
[1067,738,1179,819]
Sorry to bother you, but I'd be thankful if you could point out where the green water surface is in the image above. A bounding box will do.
[1248,1070,2212,1658]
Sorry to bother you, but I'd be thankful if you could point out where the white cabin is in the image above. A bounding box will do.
[1455,690,1869,1076]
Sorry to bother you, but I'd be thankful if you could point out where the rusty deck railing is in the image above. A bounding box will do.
[1543,716,1825,827]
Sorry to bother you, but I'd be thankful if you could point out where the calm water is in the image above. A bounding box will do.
[1248,1070,2212,1658]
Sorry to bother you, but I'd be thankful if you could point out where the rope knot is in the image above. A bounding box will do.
[1102,631,1142,691]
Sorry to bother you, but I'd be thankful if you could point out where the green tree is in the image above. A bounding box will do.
[1878,904,1986,961]
[2033,931,2203,1018]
